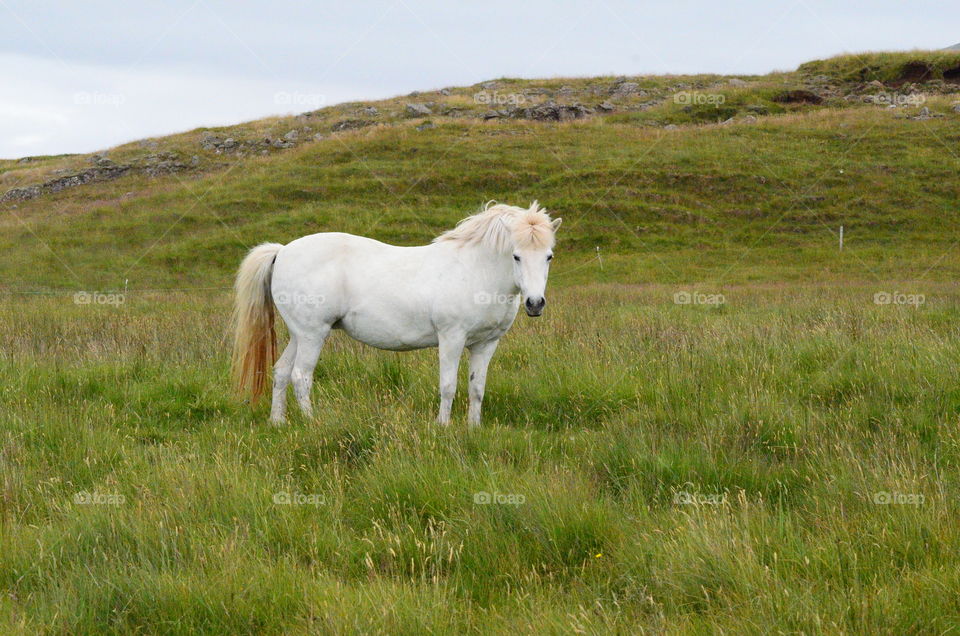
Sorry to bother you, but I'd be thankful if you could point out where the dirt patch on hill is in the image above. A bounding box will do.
[942,66,960,84]
[772,90,823,105]
[895,61,933,85]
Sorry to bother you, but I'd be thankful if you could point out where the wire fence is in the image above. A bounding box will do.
[1,286,233,296]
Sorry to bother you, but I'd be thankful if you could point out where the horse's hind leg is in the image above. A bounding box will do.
[270,337,297,424]
[291,326,330,419]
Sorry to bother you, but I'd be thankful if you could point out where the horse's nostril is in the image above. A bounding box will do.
[526,297,546,311]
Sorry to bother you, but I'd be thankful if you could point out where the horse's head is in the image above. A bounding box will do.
[434,200,562,317]
[508,203,562,317]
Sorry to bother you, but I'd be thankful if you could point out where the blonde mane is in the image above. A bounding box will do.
[434,201,556,252]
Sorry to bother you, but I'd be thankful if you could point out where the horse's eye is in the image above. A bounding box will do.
[513,255,520,262]
[546,254,553,261]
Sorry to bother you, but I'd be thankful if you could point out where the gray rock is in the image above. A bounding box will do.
[361,106,379,116]
[406,103,432,116]
[663,124,679,130]
[728,78,748,87]
[142,159,187,177]
[910,106,943,121]
[439,88,451,96]
[416,121,435,131]
[313,133,325,141]
[611,81,640,95]
[1,160,133,203]
[331,119,374,132]
[952,103,960,113]
[1,185,41,202]
[517,101,593,121]
[283,130,299,141]
[598,101,615,111]
[743,115,758,124]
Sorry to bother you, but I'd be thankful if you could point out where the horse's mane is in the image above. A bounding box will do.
[433,201,555,252]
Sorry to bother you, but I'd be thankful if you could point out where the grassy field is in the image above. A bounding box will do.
[2,53,960,633]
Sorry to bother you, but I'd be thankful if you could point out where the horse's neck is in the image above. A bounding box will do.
[454,244,516,293]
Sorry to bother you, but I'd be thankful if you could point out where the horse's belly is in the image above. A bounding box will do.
[337,312,438,351]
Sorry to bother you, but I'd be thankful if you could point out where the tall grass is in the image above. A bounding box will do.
[1,282,958,633]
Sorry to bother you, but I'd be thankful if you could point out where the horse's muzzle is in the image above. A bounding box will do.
[524,297,545,317]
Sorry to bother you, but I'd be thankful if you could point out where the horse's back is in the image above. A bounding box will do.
[284,231,392,255]
[271,232,443,349]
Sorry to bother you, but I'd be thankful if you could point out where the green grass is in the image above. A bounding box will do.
[3,52,960,633]
[2,285,959,633]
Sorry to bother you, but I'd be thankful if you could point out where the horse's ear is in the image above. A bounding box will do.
[551,217,563,231]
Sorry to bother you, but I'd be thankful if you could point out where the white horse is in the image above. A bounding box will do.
[231,201,561,426]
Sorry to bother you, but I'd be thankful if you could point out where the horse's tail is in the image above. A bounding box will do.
[231,242,283,403]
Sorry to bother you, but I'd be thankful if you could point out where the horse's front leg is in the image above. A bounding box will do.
[467,339,499,427]
[436,332,465,425]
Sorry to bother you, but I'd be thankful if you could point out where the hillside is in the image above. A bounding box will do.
[3,51,960,292]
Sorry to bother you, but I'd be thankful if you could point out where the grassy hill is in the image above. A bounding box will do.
[2,52,960,634]
[3,50,960,291]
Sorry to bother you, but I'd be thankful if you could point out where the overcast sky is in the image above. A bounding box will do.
[1,0,957,158]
